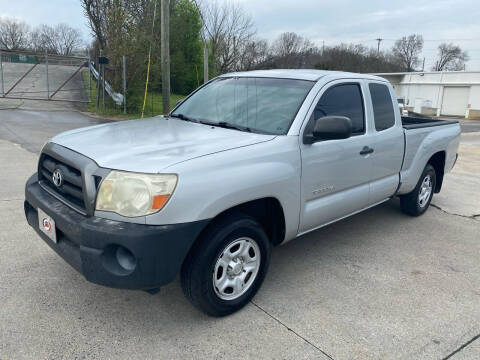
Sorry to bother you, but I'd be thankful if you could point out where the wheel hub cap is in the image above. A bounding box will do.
[229,259,243,276]
[418,174,432,208]
[212,237,261,301]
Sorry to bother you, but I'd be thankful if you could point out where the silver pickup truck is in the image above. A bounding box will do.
[24,70,460,316]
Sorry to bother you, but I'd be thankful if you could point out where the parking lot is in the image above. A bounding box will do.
[0,108,479,359]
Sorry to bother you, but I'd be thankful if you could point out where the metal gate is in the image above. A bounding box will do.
[0,50,91,103]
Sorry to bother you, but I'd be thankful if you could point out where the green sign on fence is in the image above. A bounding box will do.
[8,54,38,64]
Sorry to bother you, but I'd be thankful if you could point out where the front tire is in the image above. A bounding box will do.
[400,164,436,216]
[181,213,271,317]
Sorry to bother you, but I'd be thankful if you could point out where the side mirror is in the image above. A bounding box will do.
[305,116,352,144]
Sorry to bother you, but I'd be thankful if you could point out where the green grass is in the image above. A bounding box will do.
[82,70,185,119]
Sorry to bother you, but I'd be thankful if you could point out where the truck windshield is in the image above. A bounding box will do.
[171,77,314,135]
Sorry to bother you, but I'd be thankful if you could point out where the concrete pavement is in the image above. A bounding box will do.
[0,113,479,359]
[0,62,87,111]
[432,133,480,218]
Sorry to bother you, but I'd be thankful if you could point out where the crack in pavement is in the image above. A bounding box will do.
[250,300,335,360]
[431,204,480,221]
[0,198,24,202]
[442,333,480,359]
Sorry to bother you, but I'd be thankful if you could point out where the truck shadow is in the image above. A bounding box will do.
[67,198,405,314]
[27,197,427,348]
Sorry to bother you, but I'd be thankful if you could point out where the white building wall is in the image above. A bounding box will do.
[468,86,480,109]
[376,71,480,119]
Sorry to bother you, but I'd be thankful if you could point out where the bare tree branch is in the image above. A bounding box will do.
[0,18,30,50]
[30,24,83,55]
[392,34,423,71]
[433,43,469,71]
[270,32,315,68]
[198,0,255,74]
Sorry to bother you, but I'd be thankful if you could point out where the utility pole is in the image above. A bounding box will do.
[422,57,425,72]
[122,55,127,114]
[87,49,92,101]
[141,1,157,119]
[193,0,210,83]
[161,0,170,114]
[203,43,208,83]
[322,40,325,55]
[0,50,4,97]
[376,38,383,55]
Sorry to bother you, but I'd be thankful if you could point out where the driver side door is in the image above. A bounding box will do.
[299,80,374,234]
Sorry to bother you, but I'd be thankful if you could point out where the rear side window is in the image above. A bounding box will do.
[314,83,365,134]
[369,83,395,131]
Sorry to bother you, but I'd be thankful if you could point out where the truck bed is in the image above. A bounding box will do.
[402,116,459,130]
[398,115,461,196]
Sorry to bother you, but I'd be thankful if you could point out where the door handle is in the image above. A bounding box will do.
[359,146,374,155]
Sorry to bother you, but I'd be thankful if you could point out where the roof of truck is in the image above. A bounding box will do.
[220,69,386,82]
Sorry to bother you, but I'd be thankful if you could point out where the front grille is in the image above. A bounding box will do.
[39,154,86,211]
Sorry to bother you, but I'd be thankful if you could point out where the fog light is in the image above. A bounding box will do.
[116,246,136,271]
[102,244,137,275]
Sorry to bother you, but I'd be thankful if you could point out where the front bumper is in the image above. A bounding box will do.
[24,173,209,289]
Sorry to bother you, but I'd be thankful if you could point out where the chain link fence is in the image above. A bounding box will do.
[0,50,90,103]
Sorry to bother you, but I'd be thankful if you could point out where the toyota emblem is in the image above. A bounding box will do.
[52,168,63,187]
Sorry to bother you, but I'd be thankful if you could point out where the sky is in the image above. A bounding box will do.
[1,0,480,70]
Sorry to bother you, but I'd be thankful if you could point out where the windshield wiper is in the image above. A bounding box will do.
[199,120,252,133]
[172,115,253,133]
[169,113,199,123]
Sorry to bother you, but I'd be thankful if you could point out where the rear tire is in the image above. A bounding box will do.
[181,213,271,317]
[400,164,436,216]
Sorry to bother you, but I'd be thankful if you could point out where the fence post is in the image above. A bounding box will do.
[96,49,102,109]
[122,55,126,114]
[0,50,4,97]
[45,50,50,99]
[203,43,208,84]
[102,62,106,109]
[88,49,92,102]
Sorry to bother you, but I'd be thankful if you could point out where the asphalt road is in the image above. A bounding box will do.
[0,110,479,359]
[0,109,109,153]
[459,119,480,133]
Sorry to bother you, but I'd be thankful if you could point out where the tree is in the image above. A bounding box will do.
[433,43,469,71]
[81,0,205,104]
[30,24,83,55]
[198,0,255,74]
[56,24,83,55]
[170,0,203,93]
[29,24,56,53]
[270,32,316,68]
[238,39,268,70]
[392,34,424,71]
[271,33,313,58]
[0,18,30,50]
[81,0,108,48]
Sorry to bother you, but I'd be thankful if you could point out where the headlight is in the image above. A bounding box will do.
[96,171,177,217]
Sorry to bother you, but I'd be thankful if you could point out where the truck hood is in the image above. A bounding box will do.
[50,116,276,173]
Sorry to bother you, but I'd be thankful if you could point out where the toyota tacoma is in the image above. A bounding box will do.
[24,70,460,316]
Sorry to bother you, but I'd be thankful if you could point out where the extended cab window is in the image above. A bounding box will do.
[369,83,395,131]
[312,83,365,134]
[172,77,314,135]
